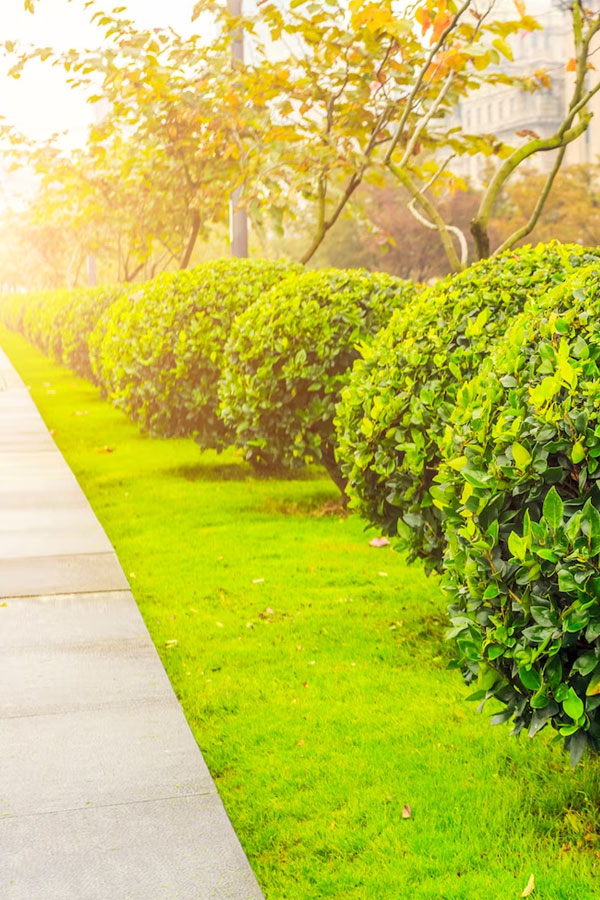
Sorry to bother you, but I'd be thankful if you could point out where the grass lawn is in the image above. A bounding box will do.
[4,323,600,899]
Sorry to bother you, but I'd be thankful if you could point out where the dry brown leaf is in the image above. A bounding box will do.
[521,873,535,897]
[402,804,412,819]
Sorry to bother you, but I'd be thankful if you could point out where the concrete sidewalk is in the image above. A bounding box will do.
[0,345,265,900]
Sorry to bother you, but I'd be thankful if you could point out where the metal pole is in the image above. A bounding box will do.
[227,0,248,258]
[87,254,97,287]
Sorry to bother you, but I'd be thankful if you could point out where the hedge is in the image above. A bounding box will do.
[89,258,301,448]
[219,268,419,492]
[436,263,600,765]
[0,284,129,380]
[335,243,600,566]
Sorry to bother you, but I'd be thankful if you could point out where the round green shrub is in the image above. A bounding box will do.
[89,258,300,446]
[22,289,71,360]
[58,285,130,381]
[219,268,419,492]
[1,285,130,381]
[336,243,600,566]
[437,264,600,765]
[0,290,42,337]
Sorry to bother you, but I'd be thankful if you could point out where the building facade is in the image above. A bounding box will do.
[454,0,599,184]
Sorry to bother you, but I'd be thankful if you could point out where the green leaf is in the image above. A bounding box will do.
[545,655,562,687]
[571,652,598,676]
[462,466,492,488]
[558,569,578,593]
[512,442,531,470]
[508,530,527,561]
[447,455,468,471]
[543,487,563,531]
[563,687,584,721]
[581,499,600,556]
[572,441,586,464]
[586,670,600,696]
[565,608,590,632]
[519,665,542,692]
[568,730,587,767]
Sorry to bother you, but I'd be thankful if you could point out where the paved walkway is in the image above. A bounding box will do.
[0,346,265,900]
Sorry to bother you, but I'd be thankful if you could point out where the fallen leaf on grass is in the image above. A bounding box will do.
[297,739,305,746]
[521,874,535,897]
[95,446,114,454]
[370,537,391,548]
[402,804,412,819]
[378,571,388,577]
[252,578,265,584]
[165,639,178,648]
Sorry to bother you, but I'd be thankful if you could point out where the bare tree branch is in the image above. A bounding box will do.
[493,145,566,255]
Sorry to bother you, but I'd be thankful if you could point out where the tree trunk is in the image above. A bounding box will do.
[181,211,201,269]
[320,441,348,505]
[470,218,491,260]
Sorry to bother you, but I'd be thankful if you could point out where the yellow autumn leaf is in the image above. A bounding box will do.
[521,873,535,897]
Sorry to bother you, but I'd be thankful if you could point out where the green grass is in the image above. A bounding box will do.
[4,324,600,899]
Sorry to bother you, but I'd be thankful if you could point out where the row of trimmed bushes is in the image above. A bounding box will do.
[5,242,600,765]
[0,260,419,495]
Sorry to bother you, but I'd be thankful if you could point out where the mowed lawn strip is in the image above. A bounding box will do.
[3,323,600,900]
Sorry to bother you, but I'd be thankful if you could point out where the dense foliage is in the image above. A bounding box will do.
[0,285,128,380]
[435,264,600,764]
[336,243,600,566]
[89,259,300,447]
[220,268,418,491]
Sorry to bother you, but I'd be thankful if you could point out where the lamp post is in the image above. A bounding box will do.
[227,0,248,258]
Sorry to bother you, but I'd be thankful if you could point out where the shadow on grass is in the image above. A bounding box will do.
[169,460,331,485]
[171,462,255,482]
[261,492,347,518]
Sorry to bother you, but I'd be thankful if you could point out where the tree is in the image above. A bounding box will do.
[190,0,600,271]
[2,6,249,277]
[302,181,482,280]
[7,0,600,275]
[491,163,600,249]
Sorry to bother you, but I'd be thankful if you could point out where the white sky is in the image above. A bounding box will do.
[0,0,199,144]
